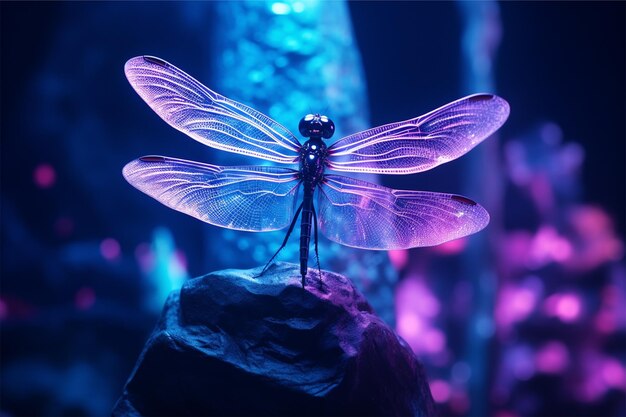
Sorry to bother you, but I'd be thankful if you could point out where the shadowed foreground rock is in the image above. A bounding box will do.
[113,263,435,416]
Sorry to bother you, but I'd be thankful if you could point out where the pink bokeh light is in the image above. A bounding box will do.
[535,341,569,374]
[422,328,446,353]
[566,205,624,272]
[396,313,424,342]
[135,243,154,273]
[395,276,444,354]
[75,287,96,310]
[601,358,626,390]
[527,225,573,269]
[544,293,582,322]
[100,238,121,261]
[33,163,56,188]
[388,249,409,270]
[496,283,539,330]
[431,237,467,255]
[430,379,451,403]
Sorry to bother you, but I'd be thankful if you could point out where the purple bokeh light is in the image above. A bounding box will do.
[99,238,121,261]
[33,163,56,188]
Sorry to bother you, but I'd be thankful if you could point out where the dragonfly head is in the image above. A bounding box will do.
[299,114,335,140]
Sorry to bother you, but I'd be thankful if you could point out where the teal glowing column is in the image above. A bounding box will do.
[208,0,397,323]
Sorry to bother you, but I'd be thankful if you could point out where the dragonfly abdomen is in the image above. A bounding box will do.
[299,188,315,286]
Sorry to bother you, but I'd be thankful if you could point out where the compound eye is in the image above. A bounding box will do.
[321,118,335,139]
[299,116,313,137]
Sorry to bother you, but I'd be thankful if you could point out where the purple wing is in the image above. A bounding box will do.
[327,94,509,174]
[317,175,489,249]
[123,156,301,232]
[125,56,301,164]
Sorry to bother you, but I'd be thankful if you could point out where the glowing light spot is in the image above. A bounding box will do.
[270,2,291,14]
[496,285,538,329]
[388,249,408,269]
[248,70,264,82]
[423,328,446,353]
[397,313,423,341]
[594,311,616,333]
[33,163,56,188]
[476,315,494,338]
[100,238,121,261]
[135,243,154,273]
[433,238,467,255]
[602,358,626,388]
[535,341,569,374]
[292,1,305,12]
[308,154,315,160]
[544,293,581,322]
[75,287,95,310]
[311,144,317,150]
[512,347,535,380]
[451,361,472,383]
[430,380,451,403]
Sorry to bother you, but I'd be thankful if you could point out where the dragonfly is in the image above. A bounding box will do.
[123,56,510,288]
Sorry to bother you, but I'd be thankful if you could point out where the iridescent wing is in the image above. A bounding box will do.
[125,56,301,164]
[327,94,509,174]
[317,175,489,249]
[123,156,301,232]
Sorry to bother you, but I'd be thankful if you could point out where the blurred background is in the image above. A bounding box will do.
[1,1,624,416]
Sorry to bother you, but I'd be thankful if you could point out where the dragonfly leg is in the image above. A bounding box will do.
[260,202,304,277]
[311,203,322,281]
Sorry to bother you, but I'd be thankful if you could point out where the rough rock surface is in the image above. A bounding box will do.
[113,262,435,416]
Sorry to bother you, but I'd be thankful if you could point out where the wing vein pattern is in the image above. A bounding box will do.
[123,156,301,232]
[327,94,509,174]
[317,175,490,249]
[125,56,301,164]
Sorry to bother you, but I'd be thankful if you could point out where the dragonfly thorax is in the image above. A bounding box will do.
[299,138,327,185]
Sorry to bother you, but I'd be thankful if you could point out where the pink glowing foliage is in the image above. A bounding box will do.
[565,205,624,272]
[575,352,626,402]
[395,276,444,355]
[526,225,573,269]
[495,279,542,331]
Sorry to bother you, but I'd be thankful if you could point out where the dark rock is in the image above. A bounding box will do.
[113,262,435,416]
